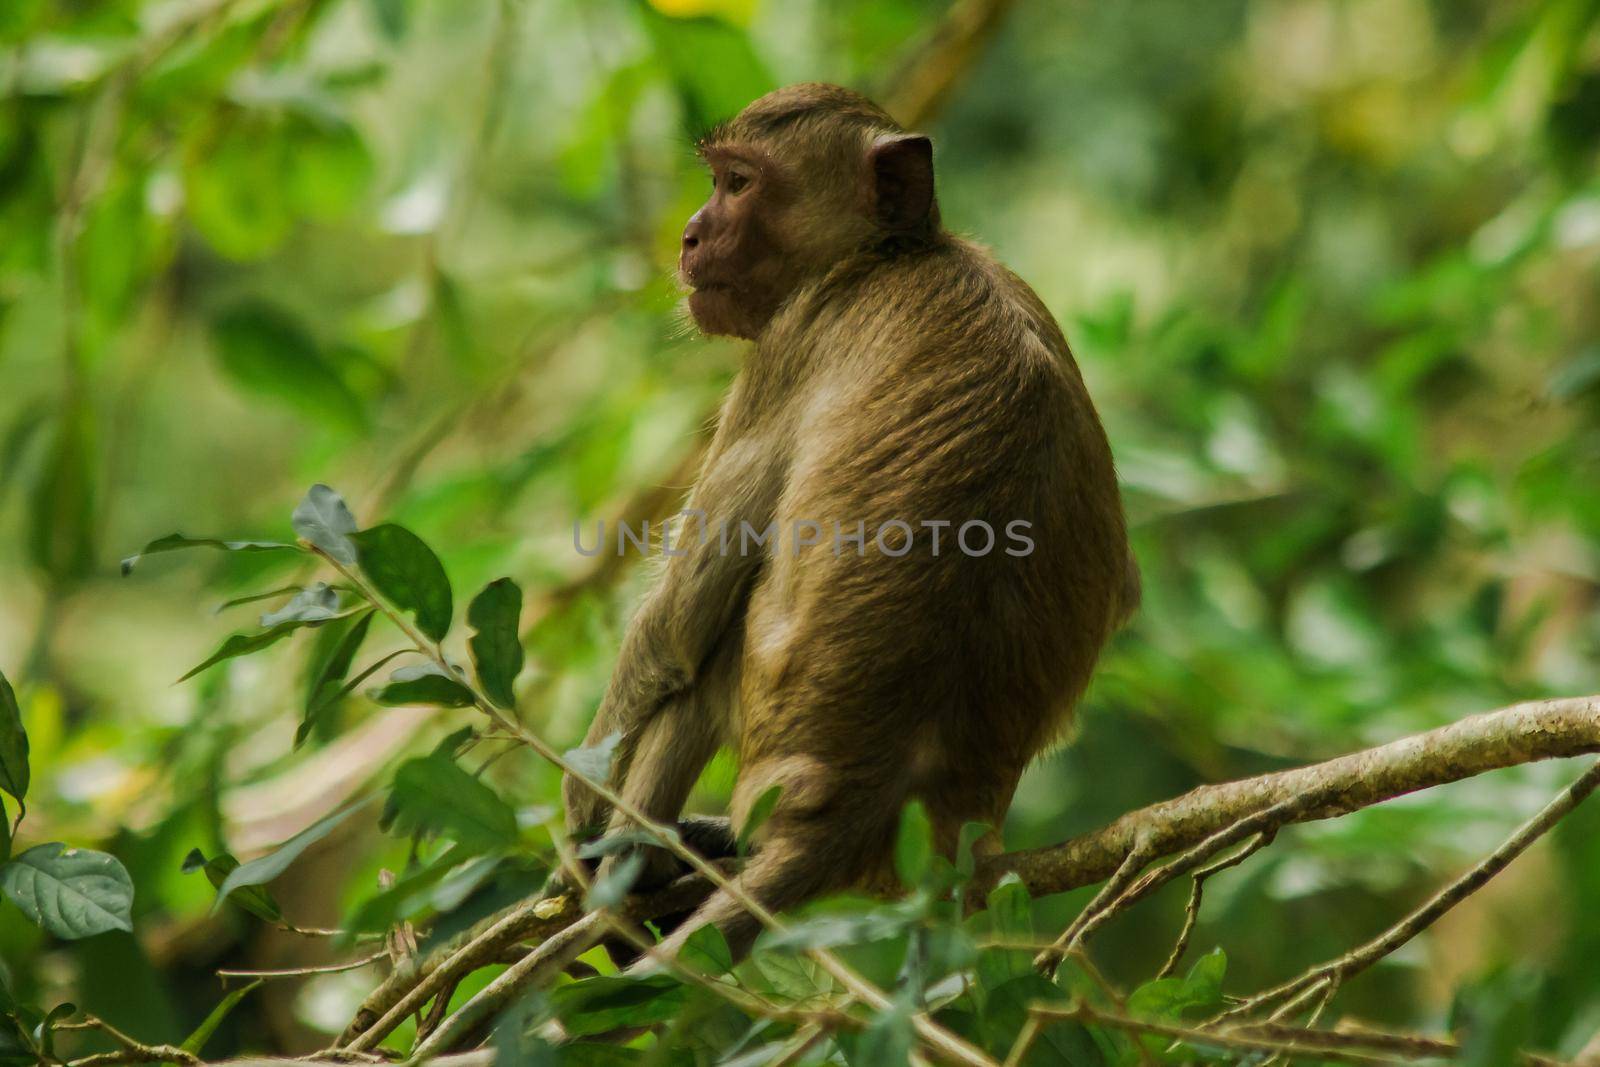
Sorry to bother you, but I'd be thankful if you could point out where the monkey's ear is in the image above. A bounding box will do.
[868,134,935,232]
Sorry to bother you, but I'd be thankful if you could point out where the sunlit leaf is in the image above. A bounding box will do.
[259,581,339,627]
[292,484,358,565]
[0,843,133,938]
[468,578,523,709]
[352,524,453,642]
[894,800,933,887]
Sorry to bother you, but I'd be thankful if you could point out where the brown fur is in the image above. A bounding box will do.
[563,83,1138,959]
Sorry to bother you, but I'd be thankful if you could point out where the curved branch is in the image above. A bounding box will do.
[973,695,1600,900]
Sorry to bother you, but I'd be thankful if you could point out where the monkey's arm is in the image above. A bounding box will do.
[563,436,778,833]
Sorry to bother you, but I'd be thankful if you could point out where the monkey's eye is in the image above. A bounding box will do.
[723,171,751,195]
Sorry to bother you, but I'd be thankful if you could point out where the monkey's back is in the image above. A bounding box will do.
[735,239,1133,842]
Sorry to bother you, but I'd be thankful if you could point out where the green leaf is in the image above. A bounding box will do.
[678,923,733,976]
[181,849,283,923]
[303,650,411,745]
[352,524,453,642]
[550,974,686,1037]
[298,610,375,746]
[563,732,621,788]
[388,754,518,852]
[120,533,300,576]
[214,801,368,911]
[368,0,407,40]
[1127,949,1226,1021]
[468,578,524,708]
[180,979,262,1056]
[214,585,307,613]
[848,997,913,1067]
[179,614,349,683]
[259,581,339,627]
[292,484,358,565]
[369,663,475,707]
[0,671,27,810]
[737,784,781,856]
[638,6,774,133]
[27,404,95,584]
[209,302,365,431]
[0,843,133,938]
[894,800,933,887]
[976,874,1033,992]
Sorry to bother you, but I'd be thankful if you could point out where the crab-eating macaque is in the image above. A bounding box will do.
[562,83,1139,960]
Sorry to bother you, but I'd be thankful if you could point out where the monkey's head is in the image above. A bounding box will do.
[680,83,941,339]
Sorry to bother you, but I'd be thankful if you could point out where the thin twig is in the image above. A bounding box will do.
[1156,830,1272,979]
[217,950,386,981]
[1217,759,1600,1024]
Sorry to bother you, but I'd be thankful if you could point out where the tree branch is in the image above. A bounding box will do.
[974,695,1600,901]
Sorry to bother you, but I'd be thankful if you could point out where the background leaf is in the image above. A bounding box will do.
[0,844,133,938]
[0,671,27,809]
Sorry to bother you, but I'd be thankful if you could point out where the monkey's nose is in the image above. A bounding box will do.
[682,210,706,253]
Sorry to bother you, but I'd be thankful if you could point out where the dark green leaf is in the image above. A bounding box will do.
[352,524,453,642]
[468,578,523,708]
[298,610,375,746]
[894,800,933,887]
[182,849,283,923]
[259,581,339,627]
[181,980,262,1055]
[215,801,368,911]
[0,671,26,809]
[0,843,133,938]
[369,663,475,707]
[550,974,686,1037]
[179,615,349,683]
[302,649,411,746]
[292,484,358,565]
[388,754,518,852]
[209,303,365,431]
[120,533,299,576]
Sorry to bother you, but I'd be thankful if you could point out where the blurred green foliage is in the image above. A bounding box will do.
[1,0,1599,1060]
